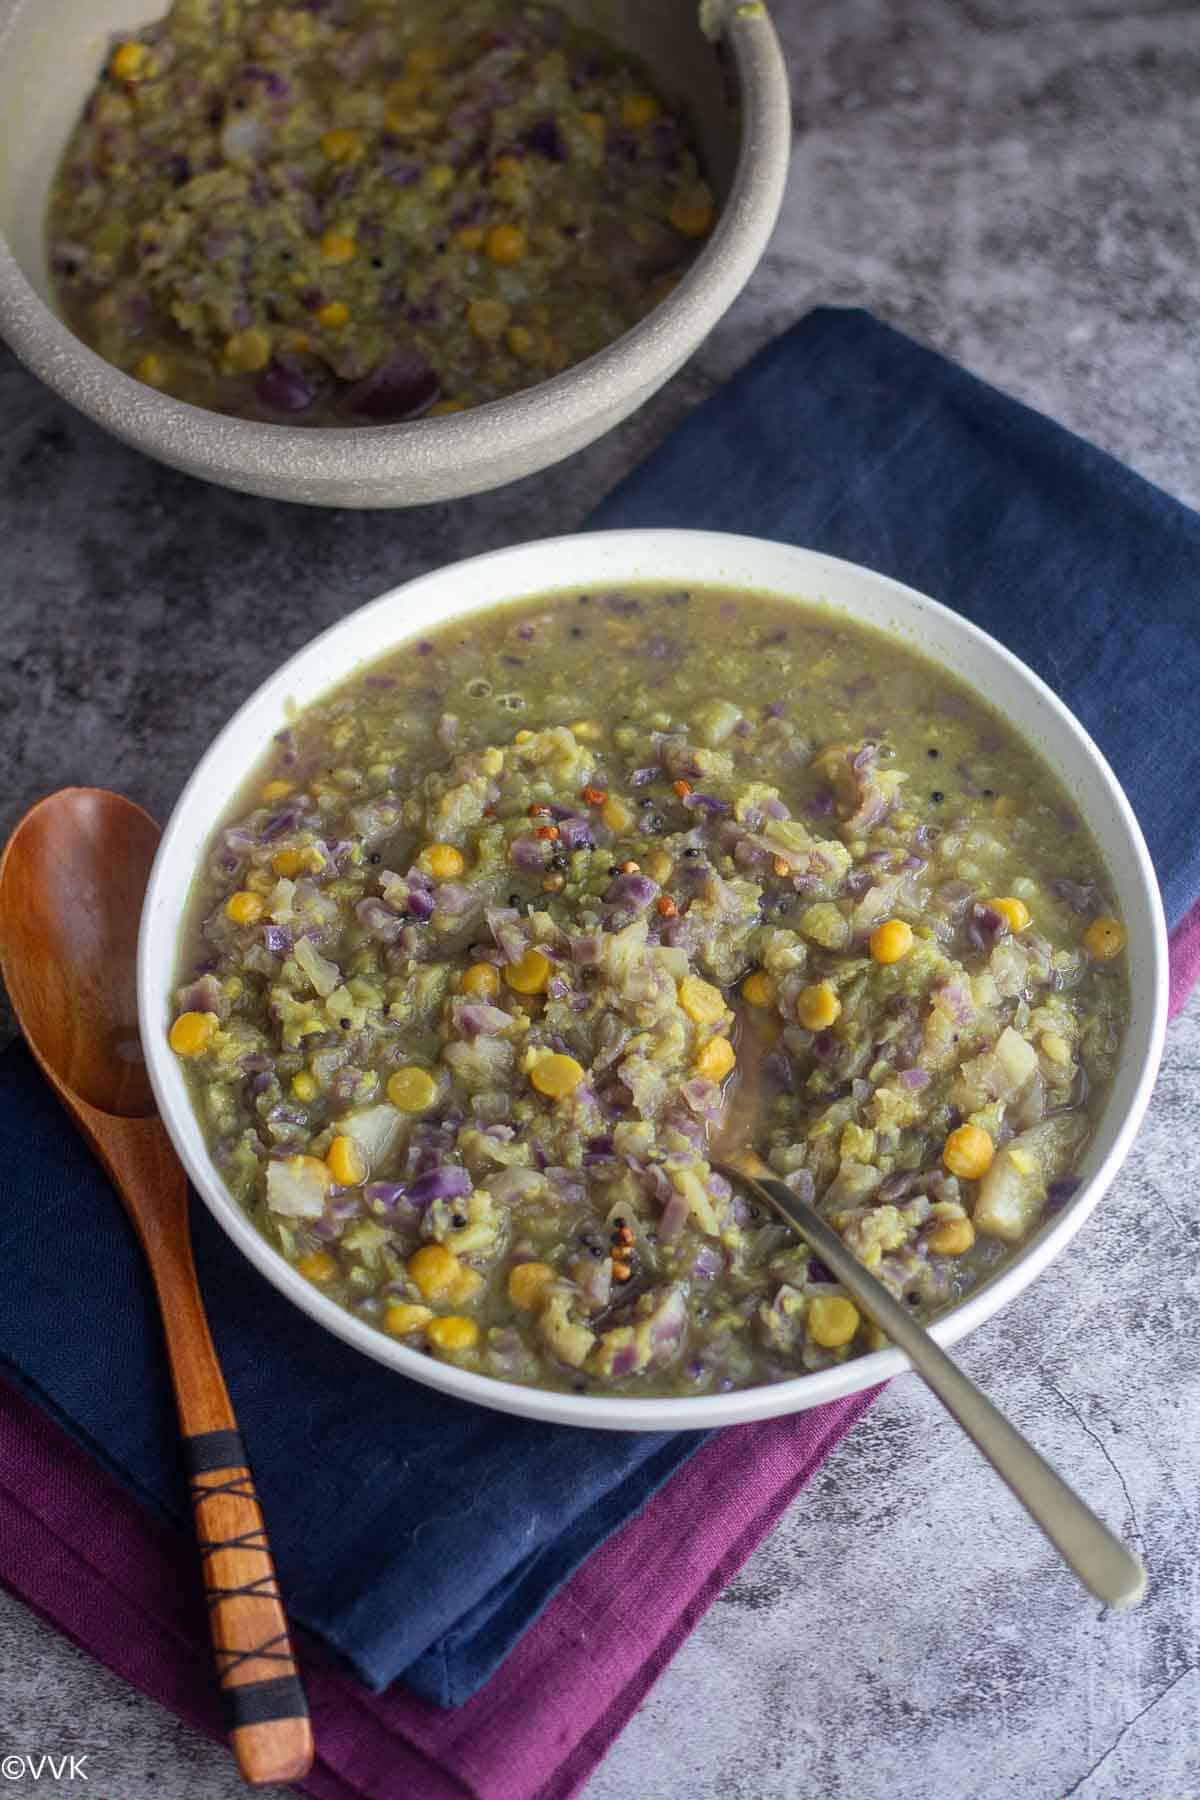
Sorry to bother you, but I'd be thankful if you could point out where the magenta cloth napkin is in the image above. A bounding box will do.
[1168,902,1200,1020]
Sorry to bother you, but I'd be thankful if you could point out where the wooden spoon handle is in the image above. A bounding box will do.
[85,1110,314,1786]
[185,1427,314,1783]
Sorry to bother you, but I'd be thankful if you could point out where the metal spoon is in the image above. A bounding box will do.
[713,1158,1146,1610]
[0,788,314,1785]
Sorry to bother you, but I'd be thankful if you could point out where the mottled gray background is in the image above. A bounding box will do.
[2,0,1198,1796]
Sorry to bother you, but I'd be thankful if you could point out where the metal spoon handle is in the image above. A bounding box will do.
[727,1169,1146,1610]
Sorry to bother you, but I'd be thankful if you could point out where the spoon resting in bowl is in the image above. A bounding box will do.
[0,789,313,1786]
[713,1156,1145,1610]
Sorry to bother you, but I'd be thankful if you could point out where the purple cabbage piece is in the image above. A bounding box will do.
[407,887,435,921]
[382,159,422,185]
[262,925,292,956]
[683,791,731,818]
[1046,1177,1082,1211]
[604,872,658,909]
[522,116,566,160]
[604,1339,641,1378]
[966,904,1006,952]
[645,1285,688,1356]
[408,1166,472,1207]
[878,1168,929,1203]
[783,1168,816,1205]
[241,64,291,98]
[345,347,439,421]
[433,881,477,917]
[260,807,300,840]
[510,835,547,873]
[898,1067,931,1090]
[545,1167,587,1206]
[256,361,318,414]
[690,1245,723,1281]
[486,907,528,963]
[453,1000,512,1036]
[1050,878,1098,915]
[628,767,659,787]
[356,896,405,942]
[680,1077,723,1121]
[574,1251,613,1310]
[556,815,594,851]
[177,972,225,1017]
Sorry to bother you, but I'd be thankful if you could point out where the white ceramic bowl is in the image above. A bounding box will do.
[138,531,1169,1430]
[0,0,789,507]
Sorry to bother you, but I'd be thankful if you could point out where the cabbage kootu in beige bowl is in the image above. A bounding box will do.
[0,0,789,507]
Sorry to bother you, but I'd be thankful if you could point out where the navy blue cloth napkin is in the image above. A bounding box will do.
[3,307,1199,1709]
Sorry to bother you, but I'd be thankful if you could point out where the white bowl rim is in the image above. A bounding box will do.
[138,529,1169,1432]
[0,5,789,496]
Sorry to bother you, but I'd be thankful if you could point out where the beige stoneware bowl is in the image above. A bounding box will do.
[138,531,1169,1431]
[0,0,789,507]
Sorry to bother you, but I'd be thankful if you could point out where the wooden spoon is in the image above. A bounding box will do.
[0,789,313,1787]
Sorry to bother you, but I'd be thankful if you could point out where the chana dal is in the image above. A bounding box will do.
[170,586,1128,1395]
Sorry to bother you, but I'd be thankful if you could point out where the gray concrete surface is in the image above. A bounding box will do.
[2,0,1198,1796]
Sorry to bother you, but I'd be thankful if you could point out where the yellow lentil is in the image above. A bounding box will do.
[505,948,552,995]
[869,919,915,964]
[1084,916,1127,959]
[427,1316,480,1353]
[296,1251,338,1284]
[926,1216,976,1256]
[741,971,776,1008]
[693,1035,736,1082]
[943,1124,995,1180]
[224,891,264,925]
[529,1054,585,1098]
[678,976,726,1025]
[796,981,842,1031]
[387,1066,439,1113]
[168,1011,216,1057]
[508,1262,556,1310]
[808,1296,860,1348]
